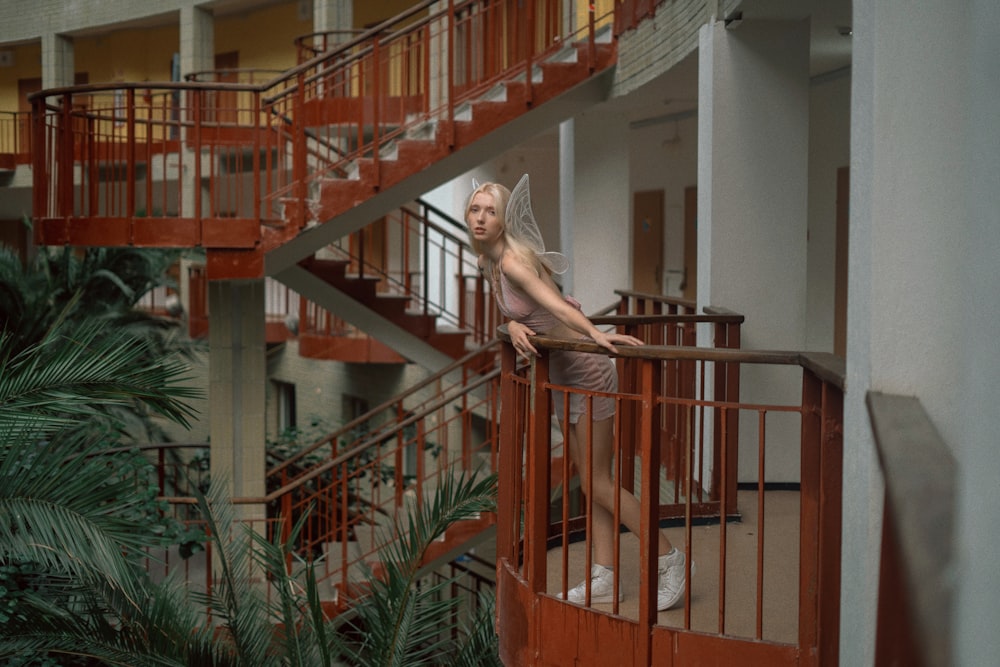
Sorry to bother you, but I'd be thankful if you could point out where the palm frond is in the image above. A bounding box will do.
[341,470,499,667]
[0,574,233,667]
[0,317,200,436]
[449,591,503,667]
[194,484,279,667]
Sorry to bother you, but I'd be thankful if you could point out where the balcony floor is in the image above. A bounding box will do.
[540,489,800,645]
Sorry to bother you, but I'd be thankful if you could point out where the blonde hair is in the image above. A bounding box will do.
[466,180,546,278]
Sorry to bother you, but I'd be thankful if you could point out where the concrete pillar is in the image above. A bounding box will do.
[697,18,810,482]
[428,1,449,117]
[209,280,267,522]
[571,107,630,310]
[179,6,214,79]
[178,7,214,220]
[558,119,575,296]
[844,2,1000,665]
[41,33,73,90]
[313,0,353,34]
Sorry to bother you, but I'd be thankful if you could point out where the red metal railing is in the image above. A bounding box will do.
[495,335,843,666]
[29,0,616,266]
[295,29,376,63]
[180,195,501,354]
[302,198,501,345]
[140,305,746,607]
[0,110,31,168]
[592,306,744,519]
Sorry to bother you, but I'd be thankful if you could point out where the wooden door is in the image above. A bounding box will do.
[834,167,849,357]
[212,51,239,125]
[632,190,664,294]
[683,185,697,300]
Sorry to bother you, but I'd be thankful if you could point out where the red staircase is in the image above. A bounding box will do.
[300,255,468,359]
[29,0,617,273]
[28,0,617,365]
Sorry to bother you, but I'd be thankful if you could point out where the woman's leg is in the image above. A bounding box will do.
[567,416,673,563]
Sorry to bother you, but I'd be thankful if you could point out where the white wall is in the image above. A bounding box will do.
[570,106,631,312]
[844,1,1000,664]
[957,2,1000,664]
[698,19,811,483]
[806,69,851,352]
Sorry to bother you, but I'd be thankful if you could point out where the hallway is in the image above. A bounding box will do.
[543,489,801,646]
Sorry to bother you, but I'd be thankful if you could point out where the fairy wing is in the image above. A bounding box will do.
[507,174,569,274]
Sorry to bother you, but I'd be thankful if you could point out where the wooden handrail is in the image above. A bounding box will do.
[495,327,845,665]
[868,392,955,667]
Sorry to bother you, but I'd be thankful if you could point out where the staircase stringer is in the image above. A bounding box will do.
[276,263,454,372]
[264,66,616,278]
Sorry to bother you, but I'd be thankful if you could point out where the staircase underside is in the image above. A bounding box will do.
[264,65,615,278]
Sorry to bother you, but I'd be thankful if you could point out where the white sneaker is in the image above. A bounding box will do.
[657,548,692,611]
[560,564,623,604]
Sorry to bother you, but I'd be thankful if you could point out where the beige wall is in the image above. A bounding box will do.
[215,3,309,73]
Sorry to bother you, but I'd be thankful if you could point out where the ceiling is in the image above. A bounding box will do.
[614,0,852,127]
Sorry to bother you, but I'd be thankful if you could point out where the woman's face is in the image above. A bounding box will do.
[467,191,504,246]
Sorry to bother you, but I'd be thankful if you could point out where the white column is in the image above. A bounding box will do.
[428,1,449,118]
[839,1,880,662]
[209,280,267,522]
[559,119,575,296]
[845,1,1000,665]
[313,0,352,33]
[178,7,213,220]
[571,108,630,310]
[179,6,214,79]
[957,3,1000,665]
[41,32,73,90]
[697,18,810,482]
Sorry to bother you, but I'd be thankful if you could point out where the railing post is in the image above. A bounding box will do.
[126,88,137,228]
[281,492,293,572]
[191,90,203,238]
[799,368,843,665]
[588,0,597,71]
[422,218,430,315]
[447,0,456,147]
[294,71,308,229]
[59,95,73,222]
[496,342,519,564]
[372,34,381,184]
[636,355,661,663]
[252,91,261,221]
[525,352,551,593]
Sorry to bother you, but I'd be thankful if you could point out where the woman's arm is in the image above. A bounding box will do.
[506,319,538,357]
[501,254,642,354]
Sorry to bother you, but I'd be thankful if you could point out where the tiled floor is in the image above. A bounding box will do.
[541,489,801,645]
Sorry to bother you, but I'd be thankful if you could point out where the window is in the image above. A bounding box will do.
[275,381,297,434]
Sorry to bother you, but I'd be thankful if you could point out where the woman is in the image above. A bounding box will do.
[466,174,690,611]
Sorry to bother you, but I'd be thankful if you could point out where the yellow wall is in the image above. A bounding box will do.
[75,25,179,85]
[355,1,422,30]
[0,0,604,114]
[574,0,616,36]
[215,2,310,74]
[0,42,41,113]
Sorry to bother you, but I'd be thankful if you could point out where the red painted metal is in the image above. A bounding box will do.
[28,0,616,280]
[495,335,844,666]
[0,111,31,167]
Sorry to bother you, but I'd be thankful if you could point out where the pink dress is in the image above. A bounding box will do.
[494,269,618,424]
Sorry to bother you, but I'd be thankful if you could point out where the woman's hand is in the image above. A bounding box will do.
[592,330,643,355]
[507,320,539,358]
